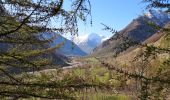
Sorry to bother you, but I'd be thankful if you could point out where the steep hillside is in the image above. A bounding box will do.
[143,22,170,44]
[93,10,170,56]
[154,24,170,48]
[114,22,170,67]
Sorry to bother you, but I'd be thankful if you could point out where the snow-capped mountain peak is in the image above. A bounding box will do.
[73,34,89,45]
[74,33,108,45]
[74,33,108,54]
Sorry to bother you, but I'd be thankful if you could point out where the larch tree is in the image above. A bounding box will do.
[0,0,93,99]
[1,0,170,99]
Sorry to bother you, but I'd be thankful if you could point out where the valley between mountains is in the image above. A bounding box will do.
[25,10,170,99]
[1,1,170,98]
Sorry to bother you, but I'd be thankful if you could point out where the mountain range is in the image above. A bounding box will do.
[93,10,170,56]
[32,10,170,60]
[1,9,169,68]
[50,10,170,57]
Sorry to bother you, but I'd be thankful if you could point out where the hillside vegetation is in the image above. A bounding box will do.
[0,0,170,99]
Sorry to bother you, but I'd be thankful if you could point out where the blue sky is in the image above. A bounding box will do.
[75,0,147,38]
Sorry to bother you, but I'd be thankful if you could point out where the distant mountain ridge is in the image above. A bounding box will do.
[74,33,108,54]
[93,10,170,56]
[41,32,87,56]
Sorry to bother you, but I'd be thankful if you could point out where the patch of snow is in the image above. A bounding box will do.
[73,33,108,54]
[145,10,170,26]
[74,33,108,45]
[73,34,89,45]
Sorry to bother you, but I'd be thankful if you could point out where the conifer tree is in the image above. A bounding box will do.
[0,0,92,99]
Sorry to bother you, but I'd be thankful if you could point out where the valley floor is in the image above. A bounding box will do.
[31,56,136,100]
[29,51,170,100]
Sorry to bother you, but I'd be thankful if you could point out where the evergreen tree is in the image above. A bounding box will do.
[0,0,92,99]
